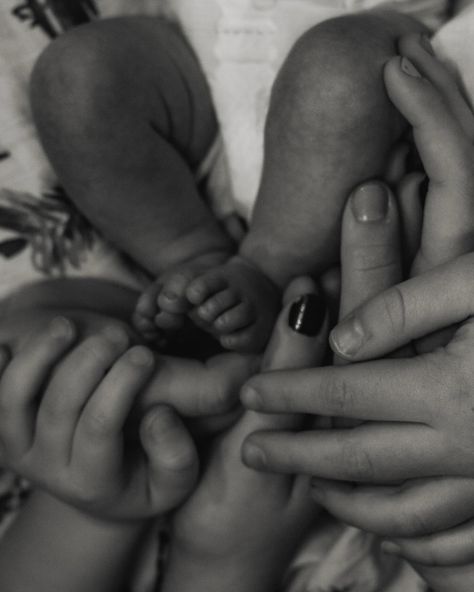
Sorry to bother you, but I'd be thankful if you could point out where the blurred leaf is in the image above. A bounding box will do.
[0,238,28,258]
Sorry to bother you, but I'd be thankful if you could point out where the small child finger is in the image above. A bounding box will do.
[72,345,155,473]
[0,317,76,457]
[34,326,129,456]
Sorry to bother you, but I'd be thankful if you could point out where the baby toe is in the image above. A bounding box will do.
[133,311,157,335]
[214,302,255,335]
[219,327,257,353]
[196,289,240,323]
[158,270,196,313]
[136,282,162,318]
[154,310,185,331]
[186,273,228,306]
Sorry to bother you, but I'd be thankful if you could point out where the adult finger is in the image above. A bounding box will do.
[35,325,129,459]
[399,33,474,138]
[384,519,474,567]
[330,253,474,361]
[73,346,155,479]
[339,182,403,322]
[263,276,327,371]
[385,53,474,270]
[0,317,76,456]
[242,276,328,435]
[397,172,424,267]
[139,352,260,417]
[309,477,474,539]
[242,423,443,483]
[140,405,199,511]
[242,356,436,423]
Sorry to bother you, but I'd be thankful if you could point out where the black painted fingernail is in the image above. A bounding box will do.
[288,293,326,336]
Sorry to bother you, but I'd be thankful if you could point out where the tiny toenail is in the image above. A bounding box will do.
[419,34,435,56]
[242,442,267,469]
[351,183,389,222]
[240,385,262,409]
[288,293,326,336]
[400,56,422,78]
[330,315,366,358]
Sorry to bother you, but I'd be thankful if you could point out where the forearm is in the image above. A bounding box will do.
[0,491,149,592]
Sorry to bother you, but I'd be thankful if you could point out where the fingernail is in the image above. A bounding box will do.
[49,316,74,340]
[381,541,401,556]
[351,183,389,223]
[242,441,267,469]
[400,57,422,78]
[330,316,366,358]
[420,34,435,56]
[129,346,155,367]
[288,292,326,336]
[240,385,262,410]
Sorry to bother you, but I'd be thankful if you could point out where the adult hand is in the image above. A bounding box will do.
[241,33,474,573]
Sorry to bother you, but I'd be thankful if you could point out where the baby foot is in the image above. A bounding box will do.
[133,251,230,339]
[186,255,280,353]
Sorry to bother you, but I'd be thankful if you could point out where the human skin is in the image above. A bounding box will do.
[0,278,257,591]
[241,34,474,591]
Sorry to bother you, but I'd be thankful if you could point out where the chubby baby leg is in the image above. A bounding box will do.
[240,10,428,285]
[184,10,428,352]
[30,17,234,337]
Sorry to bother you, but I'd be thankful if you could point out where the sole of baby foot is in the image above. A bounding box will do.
[187,255,280,353]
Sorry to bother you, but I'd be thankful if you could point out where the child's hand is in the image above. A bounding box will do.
[0,318,198,521]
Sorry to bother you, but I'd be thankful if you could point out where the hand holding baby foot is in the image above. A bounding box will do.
[0,319,198,521]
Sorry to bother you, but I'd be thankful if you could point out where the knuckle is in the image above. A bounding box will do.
[81,337,114,365]
[380,285,406,335]
[395,511,432,538]
[159,442,196,472]
[341,439,375,481]
[81,410,114,439]
[320,372,355,416]
[412,542,445,568]
[352,244,398,273]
